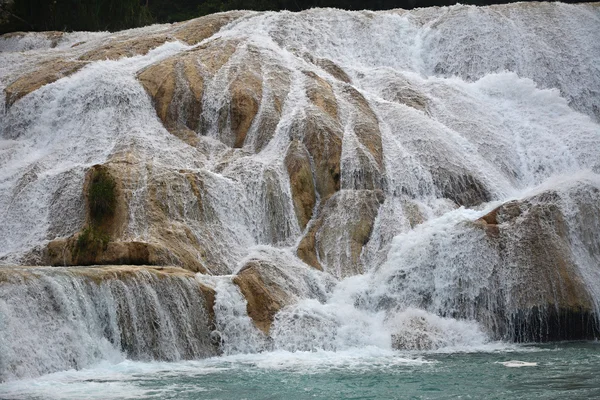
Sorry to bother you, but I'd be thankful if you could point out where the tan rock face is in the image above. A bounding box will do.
[341,86,384,170]
[227,56,263,148]
[233,261,292,334]
[4,59,86,107]
[314,58,352,84]
[3,12,248,108]
[79,35,172,62]
[302,53,351,83]
[43,161,215,273]
[171,11,248,45]
[473,186,600,340]
[383,82,430,112]
[298,190,382,278]
[432,169,491,207]
[304,70,338,120]
[251,65,291,152]
[138,40,245,141]
[139,54,201,133]
[285,140,316,230]
[292,115,343,201]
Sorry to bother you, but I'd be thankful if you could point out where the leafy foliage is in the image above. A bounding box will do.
[75,226,110,256]
[88,167,117,223]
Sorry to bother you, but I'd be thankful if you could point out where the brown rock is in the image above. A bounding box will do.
[233,261,291,334]
[228,61,262,148]
[79,35,171,62]
[383,82,429,112]
[297,190,381,277]
[138,40,240,140]
[341,86,384,169]
[302,53,351,83]
[304,70,338,120]
[251,65,291,152]
[172,11,248,45]
[285,140,316,230]
[472,186,600,341]
[314,58,351,83]
[138,55,203,133]
[5,59,86,107]
[291,114,343,201]
[431,169,491,207]
[297,214,325,271]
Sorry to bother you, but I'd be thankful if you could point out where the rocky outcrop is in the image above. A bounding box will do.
[432,169,491,207]
[302,53,352,83]
[42,160,219,273]
[292,113,343,201]
[382,81,429,113]
[233,261,292,334]
[79,35,172,62]
[298,190,383,277]
[285,140,316,230]
[225,49,263,148]
[170,11,248,46]
[3,12,248,108]
[473,184,600,341]
[231,252,331,335]
[4,59,86,106]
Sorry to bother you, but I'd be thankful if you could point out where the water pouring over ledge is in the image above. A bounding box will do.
[1,1,600,386]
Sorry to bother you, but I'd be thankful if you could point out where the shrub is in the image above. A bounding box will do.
[88,167,117,223]
[75,226,110,257]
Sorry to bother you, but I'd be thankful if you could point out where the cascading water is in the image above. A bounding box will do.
[1,2,600,390]
[0,266,216,381]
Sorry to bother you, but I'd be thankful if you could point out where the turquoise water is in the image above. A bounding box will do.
[2,342,600,400]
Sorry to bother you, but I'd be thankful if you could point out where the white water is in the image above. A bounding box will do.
[1,2,600,383]
[0,267,216,382]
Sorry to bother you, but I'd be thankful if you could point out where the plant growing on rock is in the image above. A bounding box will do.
[73,165,118,261]
[75,226,110,257]
[88,167,117,223]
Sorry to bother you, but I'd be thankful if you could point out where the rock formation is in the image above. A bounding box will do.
[1,3,600,359]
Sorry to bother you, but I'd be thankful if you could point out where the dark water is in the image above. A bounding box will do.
[2,342,600,400]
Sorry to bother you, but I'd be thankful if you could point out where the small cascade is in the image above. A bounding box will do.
[0,266,216,381]
[201,275,269,355]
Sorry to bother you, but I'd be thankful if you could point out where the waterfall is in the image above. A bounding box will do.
[0,267,216,381]
[1,2,599,382]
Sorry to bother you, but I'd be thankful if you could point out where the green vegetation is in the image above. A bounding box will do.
[73,165,116,259]
[75,225,110,256]
[0,0,585,34]
[88,167,117,223]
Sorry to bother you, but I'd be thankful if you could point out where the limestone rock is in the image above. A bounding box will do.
[341,86,383,169]
[226,52,263,148]
[303,53,351,83]
[79,35,171,61]
[251,65,291,152]
[291,114,343,202]
[304,70,338,120]
[297,190,382,278]
[285,140,316,230]
[432,169,491,208]
[382,82,430,112]
[4,59,86,106]
[171,11,248,45]
[137,39,241,140]
[473,184,600,341]
[314,58,351,84]
[233,261,293,334]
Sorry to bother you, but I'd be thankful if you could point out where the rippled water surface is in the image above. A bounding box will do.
[2,342,599,400]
